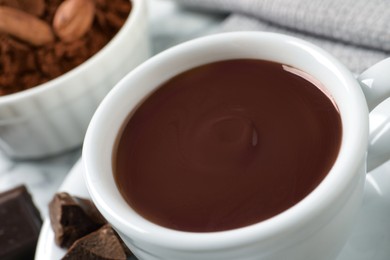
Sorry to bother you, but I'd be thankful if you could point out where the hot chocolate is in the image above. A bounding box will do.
[114,59,342,232]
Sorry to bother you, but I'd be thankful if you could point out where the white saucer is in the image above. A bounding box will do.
[35,100,390,259]
[35,158,390,260]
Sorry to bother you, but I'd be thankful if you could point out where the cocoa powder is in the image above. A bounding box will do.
[0,0,131,96]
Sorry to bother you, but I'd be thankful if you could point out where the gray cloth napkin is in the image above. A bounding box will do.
[172,0,390,73]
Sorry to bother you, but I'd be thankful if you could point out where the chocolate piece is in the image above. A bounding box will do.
[62,224,132,260]
[49,192,107,248]
[0,185,42,260]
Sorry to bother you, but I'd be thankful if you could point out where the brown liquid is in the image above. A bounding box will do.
[114,59,342,232]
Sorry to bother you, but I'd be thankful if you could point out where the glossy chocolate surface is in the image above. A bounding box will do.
[114,59,342,232]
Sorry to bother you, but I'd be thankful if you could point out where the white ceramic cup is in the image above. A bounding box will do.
[83,32,390,260]
[0,0,149,159]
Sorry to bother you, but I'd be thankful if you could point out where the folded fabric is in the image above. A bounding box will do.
[172,0,390,73]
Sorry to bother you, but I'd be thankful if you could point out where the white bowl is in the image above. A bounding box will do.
[0,0,150,159]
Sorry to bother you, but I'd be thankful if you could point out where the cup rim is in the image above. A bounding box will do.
[83,31,369,251]
[0,0,142,104]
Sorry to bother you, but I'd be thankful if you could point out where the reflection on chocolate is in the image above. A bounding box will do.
[114,59,342,232]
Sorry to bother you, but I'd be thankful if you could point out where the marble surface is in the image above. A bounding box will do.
[0,0,224,219]
[0,148,81,217]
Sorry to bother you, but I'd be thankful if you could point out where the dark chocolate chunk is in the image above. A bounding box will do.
[0,185,42,260]
[49,192,107,248]
[62,224,132,260]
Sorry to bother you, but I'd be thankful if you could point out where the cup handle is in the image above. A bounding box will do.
[358,58,390,171]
